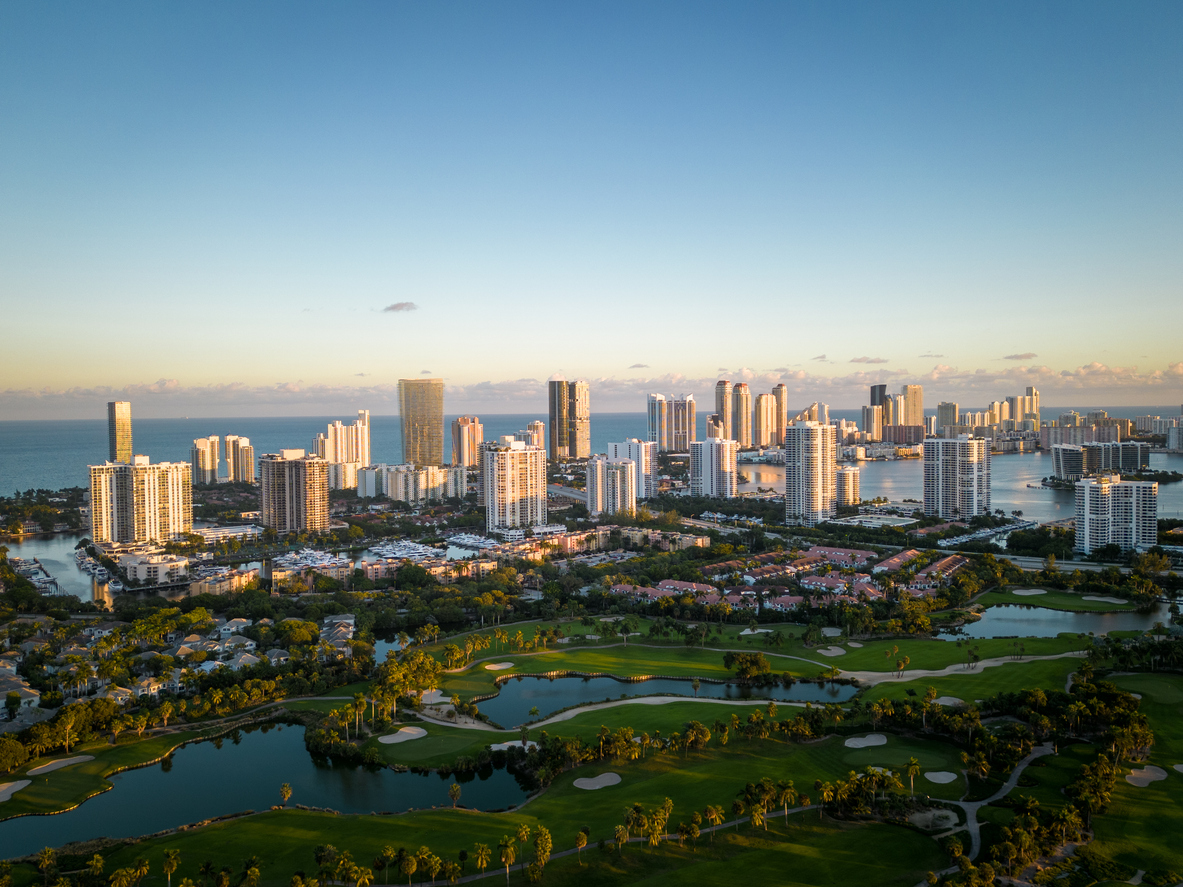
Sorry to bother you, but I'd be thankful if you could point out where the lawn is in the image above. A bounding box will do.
[1088,673,1183,874]
[979,587,1138,613]
[857,657,1079,707]
[0,729,203,820]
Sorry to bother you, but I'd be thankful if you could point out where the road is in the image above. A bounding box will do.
[547,484,587,503]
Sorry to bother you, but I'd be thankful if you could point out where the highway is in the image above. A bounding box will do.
[547,484,587,504]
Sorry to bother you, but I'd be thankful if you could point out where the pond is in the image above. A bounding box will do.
[476,674,857,728]
[938,602,1171,639]
[0,723,528,858]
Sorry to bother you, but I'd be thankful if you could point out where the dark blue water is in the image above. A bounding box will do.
[938,602,1170,639]
[476,674,856,727]
[0,723,527,857]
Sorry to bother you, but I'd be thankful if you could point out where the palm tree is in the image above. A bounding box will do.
[109,870,135,887]
[704,804,723,840]
[613,825,628,854]
[448,783,461,808]
[516,823,530,846]
[88,854,106,884]
[498,837,516,885]
[473,844,491,877]
[37,848,57,887]
[199,862,215,887]
[775,780,796,822]
[163,851,181,887]
[281,783,292,806]
[398,856,416,887]
[731,799,744,830]
[906,758,921,798]
[133,858,150,887]
[574,832,587,865]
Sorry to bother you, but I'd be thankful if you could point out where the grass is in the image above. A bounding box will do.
[979,587,1137,613]
[857,657,1079,707]
[1087,672,1183,873]
[1,729,203,820]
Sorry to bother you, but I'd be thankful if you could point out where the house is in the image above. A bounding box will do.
[800,574,849,593]
[910,555,970,590]
[655,579,715,595]
[101,686,134,706]
[220,618,254,638]
[83,621,128,639]
[225,652,262,671]
[266,649,291,665]
[763,594,805,612]
[0,676,40,709]
[806,546,877,567]
[872,550,924,574]
[133,677,165,698]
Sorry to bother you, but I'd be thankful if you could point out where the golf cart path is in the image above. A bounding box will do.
[843,651,1086,687]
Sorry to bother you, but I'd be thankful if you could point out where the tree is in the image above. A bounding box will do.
[163,851,181,887]
[731,799,744,830]
[574,831,587,865]
[722,651,772,681]
[4,691,20,721]
[906,758,921,798]
[133,858,150,887]
[448,782,461,808]
[532,826,552,873]
[613,824,628,854]
[280,783,292,806]
[88,854,106,884]
[498,837,516,885]
[704,804,723,840]
[398,856,416,887]
[473,844,491,877]
[37,848,57,887]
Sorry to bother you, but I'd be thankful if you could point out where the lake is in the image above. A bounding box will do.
[0,723,528,858]
[938,602,1171,639]
[475,674,856,728]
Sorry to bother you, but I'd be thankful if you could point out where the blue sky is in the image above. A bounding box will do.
[1,2,1181,417]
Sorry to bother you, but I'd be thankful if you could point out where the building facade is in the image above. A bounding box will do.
[784,422,836,526]
[836,465,860,506]
[861,405,883,442]
[259,450,330,536]
[771,384,790,446]
[225,436,255,484]
[647,394,669,452]
[1075,475,1157,554]
[90,456,192,544]
[690,438,738,499]
[922,435,991,519]
[606,438,658,499]
[107,401,132,463]
[548,377,591,460]
[398,380,445,466]
[753,393,776,447]
[190,436,220,484]
[451,417,484,468]
[731,383,752,447]
[714,381,733,445]
[483,438,548,533]
[586,456,637,517]
[901,385,924,428]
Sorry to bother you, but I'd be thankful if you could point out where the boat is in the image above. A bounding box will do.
[108,579,125,592]
[95,567,110,581]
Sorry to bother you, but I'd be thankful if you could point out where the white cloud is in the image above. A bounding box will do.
[382,302,418,313]
[849,356,889,364]
[1002,352,1038,361]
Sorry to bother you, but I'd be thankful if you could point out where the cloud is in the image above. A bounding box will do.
[629,363,649,369]
[919,353,944,359]
[811,354,827,361]
[849,356,889,364]
[717,367,729,373]
[354,373,370,377]
[420,369,432,375]
[1002,352,1038,361]
[382,302,418,313]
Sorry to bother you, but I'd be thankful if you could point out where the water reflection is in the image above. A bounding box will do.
[938,602,1169,639]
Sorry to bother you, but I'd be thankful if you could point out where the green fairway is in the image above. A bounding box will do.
[1088,673,1183,873]
[0,730,203,820]
[979,587,1137,612]
[857,657,1079,706]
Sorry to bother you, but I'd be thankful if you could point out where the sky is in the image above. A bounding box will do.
[1,1,1181,419]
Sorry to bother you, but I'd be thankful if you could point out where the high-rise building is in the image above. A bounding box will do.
[368,464,468,503]
[107,401,132,463]
[452,417,484,468]
[771,384,790,446]
[190,436,220,484]
[548,377,570,460]
[690,438,738,498]
[901,385,924,428]
[647,394,669,452]
[586,456,637,517]
[731,383,752,447]
[568,379,591,458]
[260,449,329,536]
[936,402,960,431]
[313,411,371,465]
[869,384,887,408]
[706,415,726,438]
[607,439,658,499]
[836,465,860,506]
[753,393,776,447]
[714,381,733,445]
[670,395,696,451]
[399,380,445,467]
[89,456,192,544]
[483,438,548,533]
[784,422,836,526]
[224,436,255,484]
[861,405,883,441]
[1075,475,1157,554]
[923,436,991,519]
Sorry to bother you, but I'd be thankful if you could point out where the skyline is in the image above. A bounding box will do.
[2,2,1182,417]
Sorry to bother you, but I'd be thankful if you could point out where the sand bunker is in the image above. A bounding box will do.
[0,780,31,802]
[573,772,621,790]
[924,771,958,784]
[421,690,445,705]
[378,727,428,745]
[1130,692,1143,699]
[1082,595,1128,604]
[909,809,958,830]
[816,646,846,657]
[1011,589,1047,597]
[1126,766,1168,787]
[1173,764,1183,774]
[27,755,94,776]
[489,741,538,752]
[845,733,887,749]
[740,628,771,636]
[847,641,864,648]
[822,627,842,637]
[484,662,515,670]
[933,696,964,707]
